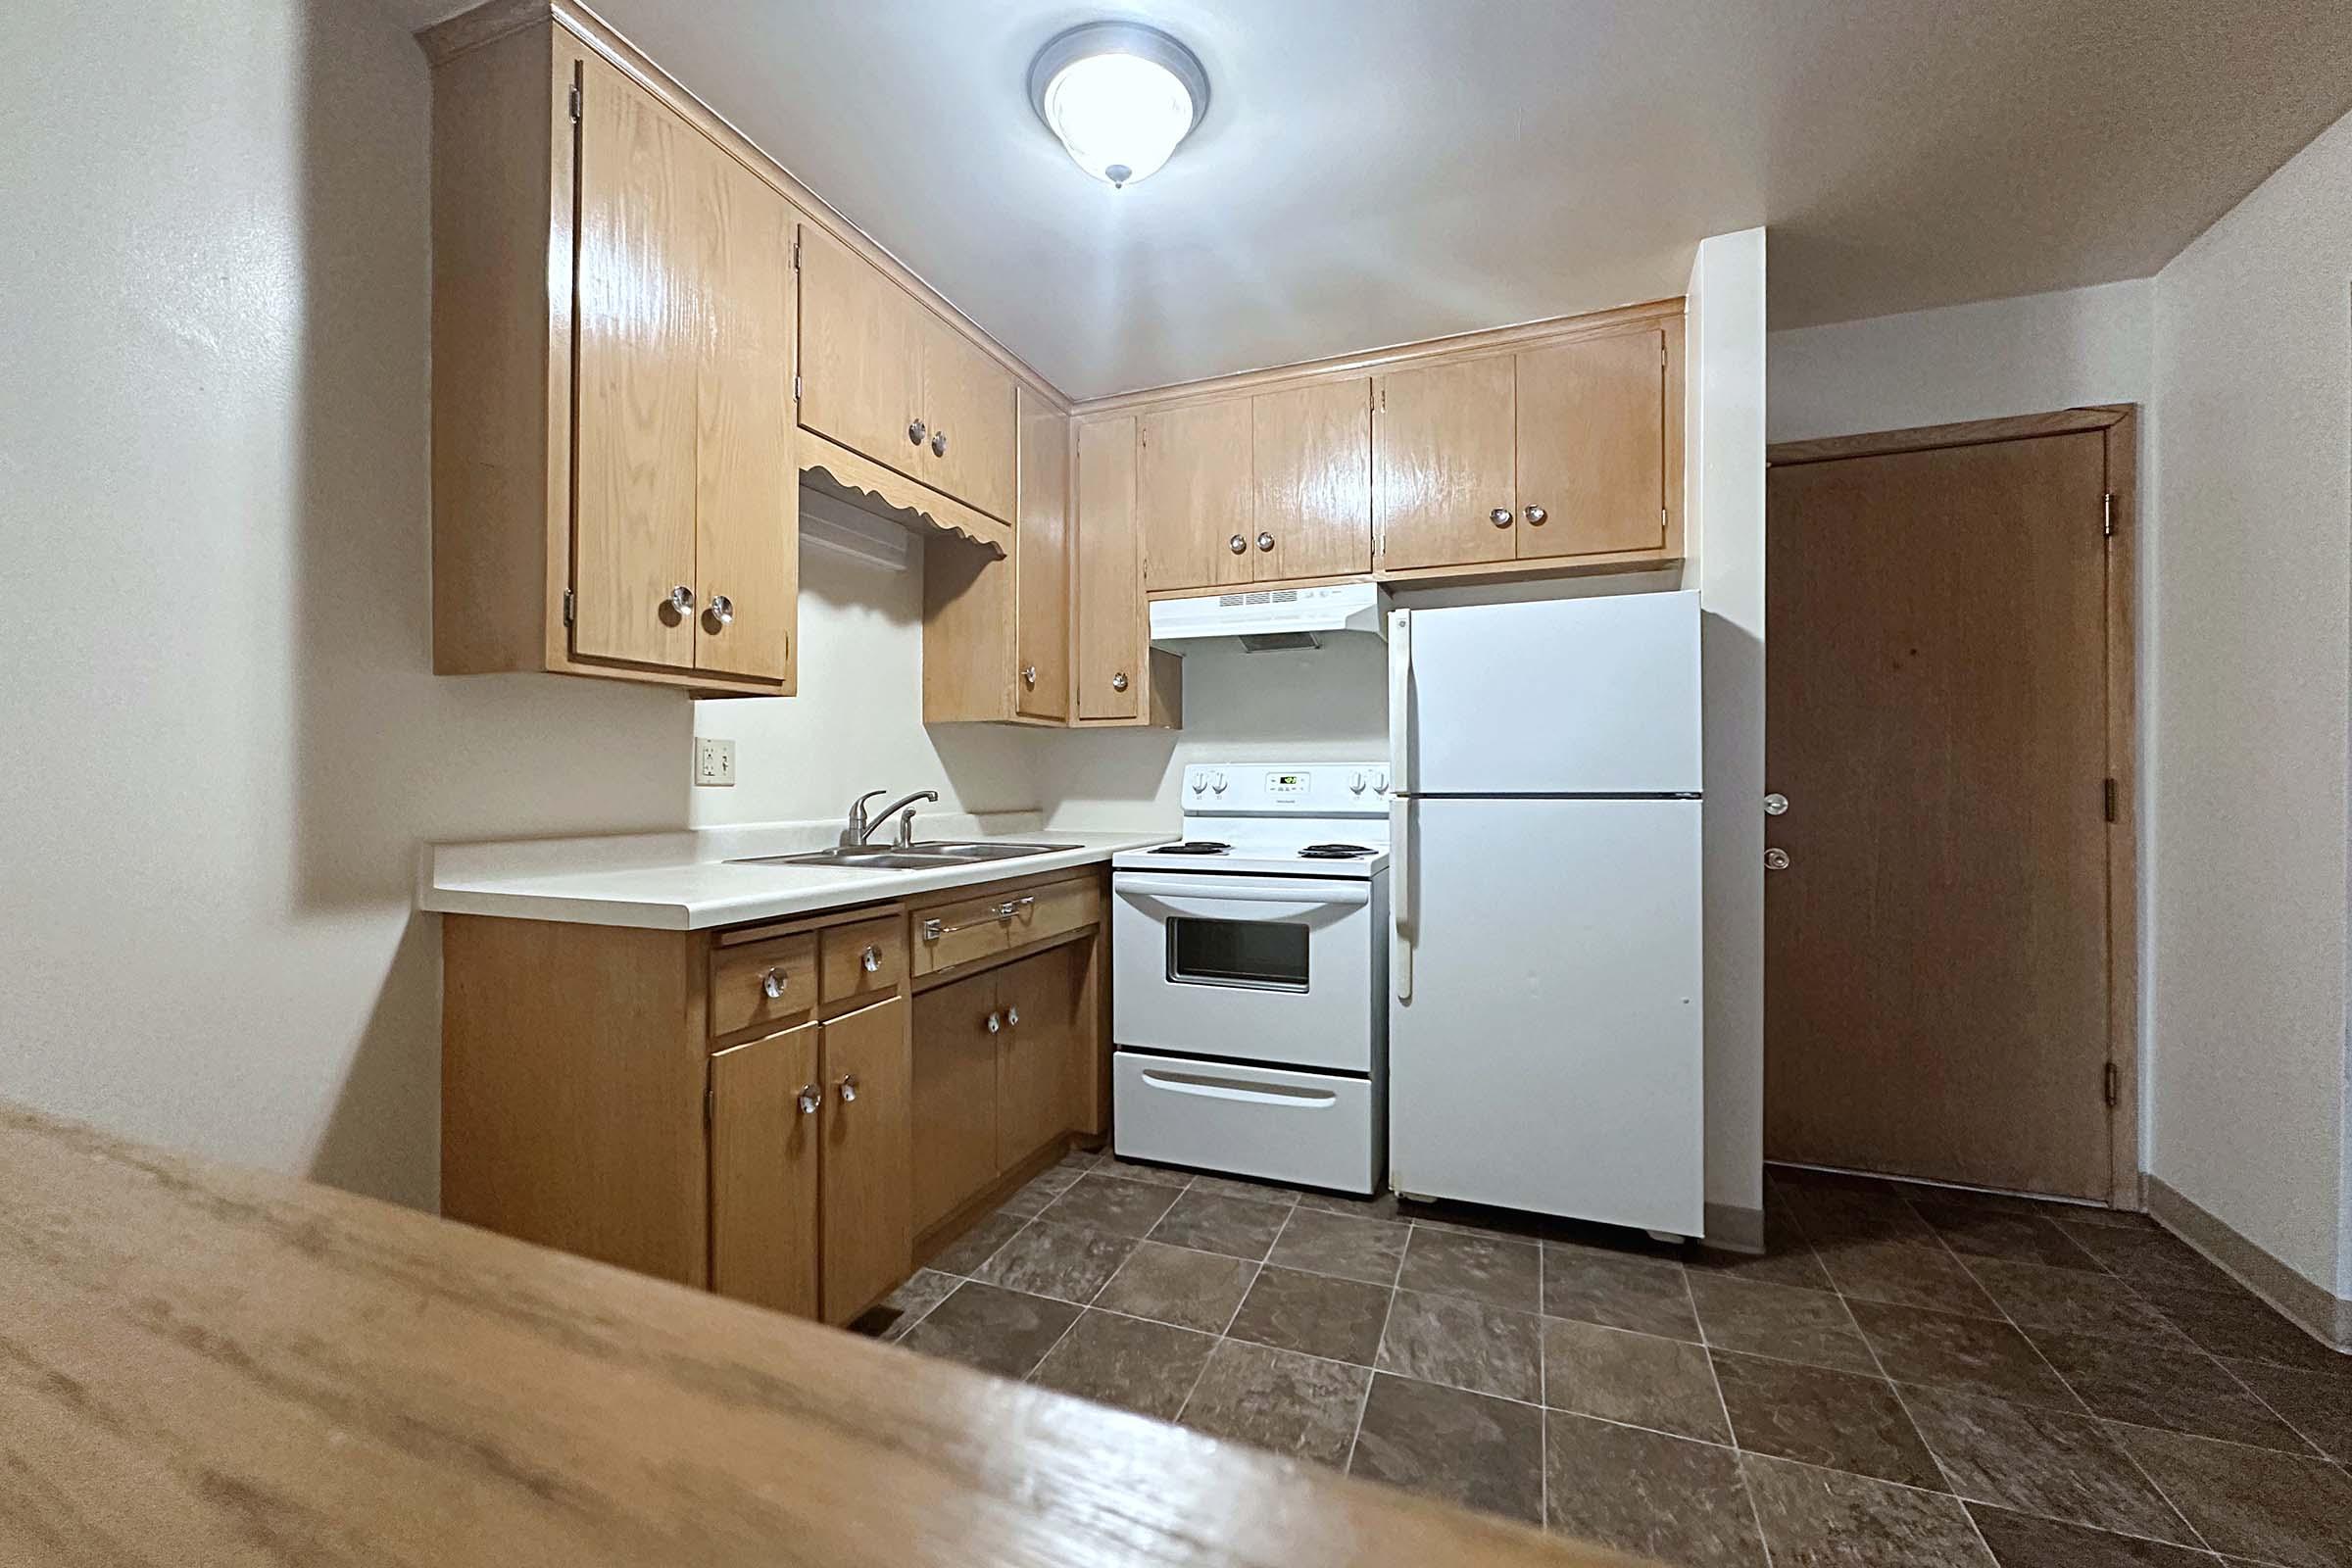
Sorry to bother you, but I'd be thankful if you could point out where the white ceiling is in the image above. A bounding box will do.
[385,0,2352,399]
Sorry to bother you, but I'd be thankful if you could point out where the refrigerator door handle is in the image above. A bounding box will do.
[1389,609,1412,1001]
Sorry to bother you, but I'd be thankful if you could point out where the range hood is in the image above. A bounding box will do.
[1149,582,1388,651]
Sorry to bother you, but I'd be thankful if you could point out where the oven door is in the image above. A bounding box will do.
[1112,872,1376,1074]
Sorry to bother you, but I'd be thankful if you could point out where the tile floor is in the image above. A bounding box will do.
[853,1154,2352,1567]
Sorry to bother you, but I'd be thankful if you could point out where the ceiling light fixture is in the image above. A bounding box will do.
[1028,22,1209,189]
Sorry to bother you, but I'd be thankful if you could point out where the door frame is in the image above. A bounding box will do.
[1767,405,2141,1208]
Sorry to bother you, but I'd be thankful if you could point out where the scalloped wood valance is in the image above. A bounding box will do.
[797,430,1011,559]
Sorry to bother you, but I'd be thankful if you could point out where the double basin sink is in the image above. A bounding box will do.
[729,841,1063,873]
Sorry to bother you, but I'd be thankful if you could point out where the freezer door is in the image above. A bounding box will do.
[1390,797,1702,1235]
[1396,590,1700,795]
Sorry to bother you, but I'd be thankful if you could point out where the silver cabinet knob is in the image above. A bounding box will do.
[906,417,926,446]
[860,945,881,973]
[1764,793,1789,816]
[834,1073,858,1102]
[986,1010,1003,1035]
[1765,848,1790,871]
[1524,505,1547,526]
[1110,670,1129,692]
[1004,1004,1020,1028]
[1255,531,1275,552]
[797,1084,821,1115]
[1229,534,1248,554]
[1490,507,1514,528]
[1022,664,1038,687]
[702,593,734,632]
[760,967,789,1000]
[930,427,949,457]
[663,584,695,621]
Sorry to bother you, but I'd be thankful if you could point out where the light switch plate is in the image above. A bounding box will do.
[694,736,736,787]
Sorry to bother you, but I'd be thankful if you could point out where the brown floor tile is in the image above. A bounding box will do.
[1712,1350,1942,1487]
[1965,1505,2221,1567]
[973,1218,1140,1304]
[1848,1299,2083,1411]
[1962,1255,2189,1344]
[927,1211,1028,1276]
[1144,1189,1291,1261]
[1296,1186,1400,1221]
[1817,1236,2005,1317]
[1544,1316,1730,1442]
[1913,1201,2106,1271]
[1741,1451,1995,1566]
[849,1267,958,1342]
[1040,1172,1183,1237]
[1029,1309,1217,1421]
[1783,1183,1940,1246]
[1350,1374,1544,1525]
[1690,1273,1878,1373]
[1092,1241,1256,1333]
[1544,1414,1766,1567]
[1899,1385,2198,1544]
[1690,1242,1839,1293]
[2225,1356,2352,1461]
[1543,1243,1699,1341]
[2029,1329,2317,1452]
[2138,1279,2352,1375]
[898,1281,1081,1380]
[1178,1339,1368,1466]
[2058,1224,2232,1293]
[1398,1227,1544,1311]
[1225,1263,1392,1366]
[1047,1150,1099,1178]
[2117,1423,2352,1567]
[1263,1206,1407,1286]
[994,1178,1060,1220]
[1374,1289,1542,1402]
[1093,1155,1196,1188]
[1182,1171,1302,1204]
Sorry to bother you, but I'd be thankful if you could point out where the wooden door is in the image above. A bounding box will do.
[1253,379,1371,581]
[796,222,920,474]
[1015,389,1070,721]
[571,53,699,671]
[709,1020,820,1318]
[996,949,1078,1168]
[818,995,911,1323]
[909,978,1000,1231]
[1515,329,1667,560]
[1073,415,1142,720]
[1375,357,1517,571]
[690,144,797,685]
[918,315,1018,521]
[1767,423,2121,1200]
[1138,399,1254,592]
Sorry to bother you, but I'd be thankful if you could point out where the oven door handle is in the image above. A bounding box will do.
[1138,1069,1340,1108]
[1113,875,1371,910]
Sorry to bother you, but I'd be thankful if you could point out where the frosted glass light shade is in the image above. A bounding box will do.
[1029,24,1209,189]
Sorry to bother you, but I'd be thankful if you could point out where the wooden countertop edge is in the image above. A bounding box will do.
[0,1102,1641,1567]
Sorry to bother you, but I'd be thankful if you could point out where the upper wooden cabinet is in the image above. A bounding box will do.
[1374,356,1519,572]
[1139,400,1254,593]
[1254,379,1372,580]
[1513,328,1671,560]
[797,223,1016,523]
[1074,414,1144,720]
[1015,389,1071,721]
[428,29,797,695]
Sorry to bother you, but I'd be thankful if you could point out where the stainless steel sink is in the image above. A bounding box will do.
[728,841,1061,871]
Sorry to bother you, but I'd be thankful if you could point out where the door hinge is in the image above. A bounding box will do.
[2103,777,2118,822]
[568,79,581,123]
[2103,1061,2120,1108]
[793,371,802,404]
[562,586,576,627]
[704,1084,713,1130]
[791,236,801,270]
[2102,492,2115,538]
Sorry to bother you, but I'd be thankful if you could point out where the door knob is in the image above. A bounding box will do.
[1255,531,1275,552]
[797,1084,821,1115]
[860,945,882,973]
[834,1073,859,1102]
[1490,507,1514,528]
[662,585,695,622]
[986,1010,1003,1034]
[1005,1004,1020,1028]
[1524,505,1547,526]
[1764,793,1788,816]
[760,967,789,999]
[930,427,949,457]
[906,417,927,446]
[1110,670,1129,692]
[1229,534,1248,554]
[1765,848,1790,871]
[702,593,733,632]
[1022,664,1038,686]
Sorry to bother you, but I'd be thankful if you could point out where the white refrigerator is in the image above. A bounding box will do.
[1387,589,1704,1238]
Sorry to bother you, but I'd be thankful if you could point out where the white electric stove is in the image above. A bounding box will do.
[1108,762,1391,1195]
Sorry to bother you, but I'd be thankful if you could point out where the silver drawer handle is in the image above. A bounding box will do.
[760,967,789,999]
[860,944,882,973]
[921,895,1039,942]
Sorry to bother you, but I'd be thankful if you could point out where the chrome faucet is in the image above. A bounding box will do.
[844,788,940,849]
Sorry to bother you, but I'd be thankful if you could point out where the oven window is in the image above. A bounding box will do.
[1166,916,1309,992]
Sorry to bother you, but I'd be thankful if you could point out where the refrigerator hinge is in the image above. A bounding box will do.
[2103,1061,2120,1108]
[2102,492,2115,538]
[2102,777,2117,822]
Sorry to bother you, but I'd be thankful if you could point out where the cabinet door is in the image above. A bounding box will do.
[572,52,699,671]
[1376,357,1517,571]
[819,995,911,1323]
[709,1020,820,1318]
[797,222,921,474]
[1137,400,1254,593]
[1015,389,1071,721]
[1253,378,1371,581]
[1515,329,1668,560]
[996,949,1079,1169]
[919,316,1018,521]
[1073,415,1142,720]
[909,979,1001,1231]
[691,147,797,684]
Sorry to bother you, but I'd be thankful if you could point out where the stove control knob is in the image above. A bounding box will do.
[1372,770,1391,794]
[1210,772,1228,794]
[1349,772,1366,794]
[1190,774,1208,795]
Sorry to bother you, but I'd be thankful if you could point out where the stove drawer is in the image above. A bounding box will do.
[1112,1052,1382,1197]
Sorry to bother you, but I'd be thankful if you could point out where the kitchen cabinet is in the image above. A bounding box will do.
[816,995,912,1321]
[710,1019,821,1318]
[1513,328,1670,560]
[1373,356,1518,571]
[1139,400,1254,593]
[911,981,1002,1232]
[1015,388,1072,721]
[428,32,797,695]
[995,949,1082,1168]
[798,222,1016,523]
[1253,379,1372,580]
[1074,413,1184,727]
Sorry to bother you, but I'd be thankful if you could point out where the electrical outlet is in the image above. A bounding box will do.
[694,736,736,787]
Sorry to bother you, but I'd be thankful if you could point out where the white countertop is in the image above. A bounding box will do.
[417,818,1169,931]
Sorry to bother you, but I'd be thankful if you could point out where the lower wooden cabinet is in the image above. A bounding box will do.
[814,995,912,1320]
[911,947,1085,1234]
[710,1019,821,1317]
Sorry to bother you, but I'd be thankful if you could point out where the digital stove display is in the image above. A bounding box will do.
[1265,771,1307,795]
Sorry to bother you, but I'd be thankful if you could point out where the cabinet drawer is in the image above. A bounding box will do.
[912,890,1014,976]
[710,932,820,1040]
[821,915,906,1004]
[1006,877,1101,950]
